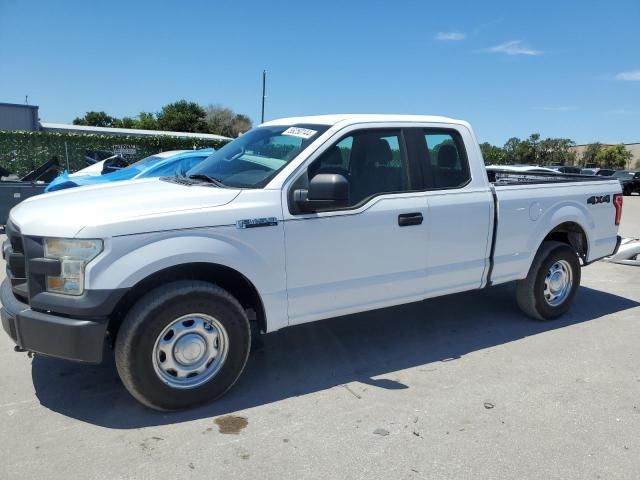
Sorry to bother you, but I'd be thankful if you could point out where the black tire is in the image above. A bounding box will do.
[623,187,631,196]
[516,241,581,321]
[115,280,251,411]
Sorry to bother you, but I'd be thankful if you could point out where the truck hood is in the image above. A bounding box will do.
[10,178,241,238]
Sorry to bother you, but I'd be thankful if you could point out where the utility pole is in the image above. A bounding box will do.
[261,70,266,123]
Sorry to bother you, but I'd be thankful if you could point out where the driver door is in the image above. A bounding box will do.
[283,127,429,325]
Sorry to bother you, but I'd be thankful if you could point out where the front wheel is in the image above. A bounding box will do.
[516,241,581,321]
[115,281,251,410]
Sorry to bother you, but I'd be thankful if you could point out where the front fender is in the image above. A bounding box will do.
[85,226,289,331]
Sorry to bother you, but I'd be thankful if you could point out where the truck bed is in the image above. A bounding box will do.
[488,174,622,287]
[487,169,614,186]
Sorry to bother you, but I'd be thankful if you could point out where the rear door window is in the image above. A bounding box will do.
[410,129,471,189]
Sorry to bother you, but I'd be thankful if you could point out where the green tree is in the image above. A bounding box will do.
[134,112,158,130]
[501,134,577,165]
[73,111,117,127]
[538,138,576,165]
[528,133,541,163]
[231,114,253,136]
[480,142,507,164]
[113,117,137,129]
[205,104,253,137]
[580,143,603,167]
[156,100,208,133]
[595,144,633,169]
[503,137,533,164]
[72,102,252,135]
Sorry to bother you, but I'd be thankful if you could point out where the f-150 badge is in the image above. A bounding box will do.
[236,217,279,229]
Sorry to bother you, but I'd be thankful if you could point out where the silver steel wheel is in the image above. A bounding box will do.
[543,260,573,307]
[152,313,229,389]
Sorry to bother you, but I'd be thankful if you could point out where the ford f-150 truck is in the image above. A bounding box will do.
[1,115,623,410]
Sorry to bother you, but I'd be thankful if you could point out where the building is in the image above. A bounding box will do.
[0,102,40,131]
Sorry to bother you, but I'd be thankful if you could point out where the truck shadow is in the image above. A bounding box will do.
[31,285,639,429]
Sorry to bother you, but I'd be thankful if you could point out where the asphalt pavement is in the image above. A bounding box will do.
[1,197,639,480]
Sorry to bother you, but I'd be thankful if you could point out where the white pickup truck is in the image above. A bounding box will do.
[1,115,623,410]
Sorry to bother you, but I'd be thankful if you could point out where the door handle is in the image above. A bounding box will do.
[398,212,423,227]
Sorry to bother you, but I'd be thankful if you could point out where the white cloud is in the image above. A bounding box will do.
[532,106,577,112]
[615,70,640,81]
[435,32,465,41]
[486,40,542,56]
[605,108,636,115]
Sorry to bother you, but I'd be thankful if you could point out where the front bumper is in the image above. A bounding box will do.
[0,278,108,363]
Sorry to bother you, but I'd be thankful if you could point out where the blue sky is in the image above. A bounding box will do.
[1,0,638,145]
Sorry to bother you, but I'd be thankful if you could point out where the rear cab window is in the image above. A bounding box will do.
[407,128,471,190]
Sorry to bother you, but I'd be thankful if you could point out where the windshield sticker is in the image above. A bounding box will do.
[281,127,317,139]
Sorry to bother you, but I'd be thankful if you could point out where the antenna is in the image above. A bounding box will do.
[261,70,266,124]
[24,95,29,105]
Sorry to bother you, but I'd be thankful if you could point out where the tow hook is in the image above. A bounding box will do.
[14,346,34,358]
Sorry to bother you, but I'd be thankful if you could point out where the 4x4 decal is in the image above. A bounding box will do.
[587,195,610,205]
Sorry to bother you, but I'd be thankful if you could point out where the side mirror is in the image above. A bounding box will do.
[294,173,349,212]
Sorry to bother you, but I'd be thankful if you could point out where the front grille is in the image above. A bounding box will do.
[9,231,23,253]
[5,220,29,303]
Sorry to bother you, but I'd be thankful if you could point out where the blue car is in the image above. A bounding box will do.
[45,149,214,192]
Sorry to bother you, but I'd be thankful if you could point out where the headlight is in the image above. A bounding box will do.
[43,238,103,295]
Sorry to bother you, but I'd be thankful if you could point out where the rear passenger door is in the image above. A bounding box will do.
[405,127,493,297]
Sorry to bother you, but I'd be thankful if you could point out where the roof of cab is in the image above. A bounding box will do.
[260,114,468,128]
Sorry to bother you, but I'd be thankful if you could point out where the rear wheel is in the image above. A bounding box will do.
[516,241,581,321]
[115,280,251,411]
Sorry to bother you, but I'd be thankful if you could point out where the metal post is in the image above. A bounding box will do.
[64,141,70,171]
[261,70,266,123]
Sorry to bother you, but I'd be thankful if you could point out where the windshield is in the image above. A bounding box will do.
[613,171,632,178]
[127,154,165,171]
[187,124,328,188]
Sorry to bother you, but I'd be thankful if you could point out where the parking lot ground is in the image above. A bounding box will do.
[619,193,640,239]
[1,197,639,480]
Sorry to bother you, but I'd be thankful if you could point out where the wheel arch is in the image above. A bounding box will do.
[109,262,267,339]
[540,221,589,263]
[525,201,593,266]
[532,220,589,263]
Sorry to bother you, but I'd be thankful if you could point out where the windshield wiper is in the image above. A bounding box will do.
[185,173,227,188]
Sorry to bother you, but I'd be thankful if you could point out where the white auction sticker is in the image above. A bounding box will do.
[281,127,317,139]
